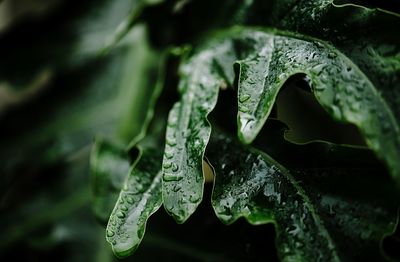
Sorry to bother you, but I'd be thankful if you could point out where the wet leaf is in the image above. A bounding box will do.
[207,132,399,261]
[174,25,400,183]
[106,142,163,258]
[161,40,237,223]
[99,50,168,258]
[236,28,400,182]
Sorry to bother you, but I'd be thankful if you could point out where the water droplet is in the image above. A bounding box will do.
[106,230,115,238]
[136,183,144,193]
[238,104,250,113]
[327,52,337,59]
[239,94,251,103]
[168,119,177,127]
[172,163,179,172]
[164,173,183,182]
[189,194,200,203]
[163,161,172,169]
[164,150,174,159]
[172,185,181,192]
[116,211,125,219]
[166,138,177,146]
[126,196,134,204]
[312,63,327,73]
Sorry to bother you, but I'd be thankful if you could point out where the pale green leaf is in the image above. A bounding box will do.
[161,41,237,223]
[106,144,163,258]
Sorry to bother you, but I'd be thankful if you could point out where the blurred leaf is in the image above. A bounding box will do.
[90,139,130,223]
[99,50,169,257]
[0,26,158,192]
[0,147,118,262]
[0,0,134,90]
[102,0,165,53]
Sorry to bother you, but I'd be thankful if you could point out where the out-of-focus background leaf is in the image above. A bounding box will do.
[0,0,161,260]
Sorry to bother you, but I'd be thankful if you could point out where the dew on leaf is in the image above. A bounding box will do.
[163,173,183,182]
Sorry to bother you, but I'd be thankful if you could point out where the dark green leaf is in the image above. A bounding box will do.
[0,146,117,262]
[0,1,134,91]
[174,25,400,182]
[0,26,159,190]
[207,132,399,261]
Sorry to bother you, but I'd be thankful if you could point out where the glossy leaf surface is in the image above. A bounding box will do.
[106,144,163,258]
[172,25,400,182]
[207,133,399,261]
[161,40,236,223]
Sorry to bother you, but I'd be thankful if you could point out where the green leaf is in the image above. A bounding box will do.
[101,50,168,258]
[125,185,281,261]
[102,0,165,53]
[234,27,400,182]
[0,148,92,250]
[161,41,237,223]
[207,132,399,261]
[0,1,134,91]
[90,138,130,223]
[0,25,160,191]
[173,25,400,182]
[106,142,163,258]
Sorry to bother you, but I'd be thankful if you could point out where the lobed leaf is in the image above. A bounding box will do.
[106,144,163,258]
[207,132,399,261]
[161,40,237,223]
[102,49,168,257]
[233,28,400,183]
[172,25,400,182]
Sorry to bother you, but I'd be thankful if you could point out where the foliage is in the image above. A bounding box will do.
[0,0,399,261]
